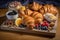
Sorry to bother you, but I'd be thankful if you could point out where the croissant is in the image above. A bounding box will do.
[31,11,43,24]
[49,6,58,15]
[31,2,40,11]
[44,4,58,15]
[38,4,43,9]
[22,15,35,30]
[44,4,50,13]
[18,9,25,18]
[25,9,33,16]
[39,7,45,14]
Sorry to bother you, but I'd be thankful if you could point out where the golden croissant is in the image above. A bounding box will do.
[31,11,43,24]
[44,4,58,15]
[22,15,35,29]
[31,2,40,11]
[25,9,33,16]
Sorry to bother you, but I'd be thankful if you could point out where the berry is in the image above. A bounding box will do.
[41,26,48,30]
[41,21,49,27]
[44,21,47,23]
[35,24,38,27]
[45,23,49,27]
[41,23,46,26]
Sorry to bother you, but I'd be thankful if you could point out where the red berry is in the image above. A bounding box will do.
[35,24,38,27]
[44,21,47,23]
[42,23,46,26]
[45,23,49,27]
[41,21,49,27]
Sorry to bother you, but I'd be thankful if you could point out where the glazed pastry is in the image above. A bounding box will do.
[18,9,25,18]
[44,4,58,15]
[39,7,45,14]
[44,4,51,13]
[25,9,33,16]
[31,11,43,24]
[22,15,35,30]
[30,2,40,11]
[44,13,57,22]
[38,4,43,10]
[49,6,58,15]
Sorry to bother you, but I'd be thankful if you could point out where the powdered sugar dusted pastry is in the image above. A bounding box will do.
[44,13,57,22]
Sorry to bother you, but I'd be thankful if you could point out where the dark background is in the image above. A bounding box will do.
[0,0,60,8]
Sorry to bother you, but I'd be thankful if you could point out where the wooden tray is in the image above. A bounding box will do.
[0,14,58,38]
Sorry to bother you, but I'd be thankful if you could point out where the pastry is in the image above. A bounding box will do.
[49,22,55,27]
[30,2,40,11]
[18,9,25,18]
[38,4,43,9]
[25,9,33,16]
[49,6,58,15]
[31,11,43,24]
[44,4,58,15]
[9,1,22,10]
[20,6,26,11]
[44,13,57,22]
[44,4,51,13]
[48,26,53,31]
[39,7,45,14]
[22,15,35,30]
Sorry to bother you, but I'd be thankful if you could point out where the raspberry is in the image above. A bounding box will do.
[35,24,38,27]
[41,23,46,26]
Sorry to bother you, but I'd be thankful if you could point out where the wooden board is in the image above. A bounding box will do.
[0,14,58,38]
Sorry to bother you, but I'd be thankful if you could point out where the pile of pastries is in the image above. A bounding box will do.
[9,1,58,30]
